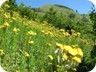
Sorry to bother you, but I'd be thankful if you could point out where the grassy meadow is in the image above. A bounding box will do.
[0,1,95,72]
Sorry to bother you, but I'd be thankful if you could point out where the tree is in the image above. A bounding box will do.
[69,13,75,19]
[89,4,96,70]
[7,0,18,11]
[81,14,89,22]
[89,5,96,40]
[1,0,18,17]
[18,2,36,20]
[43,7,57,23]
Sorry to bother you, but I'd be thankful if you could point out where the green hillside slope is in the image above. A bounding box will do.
[35,4,88,21]
[0,1,95,72]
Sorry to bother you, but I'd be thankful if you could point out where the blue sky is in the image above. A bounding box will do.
[16,0,93,14]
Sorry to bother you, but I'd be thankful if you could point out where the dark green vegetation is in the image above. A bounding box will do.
[34,4,93,40]
[0,0,96,72]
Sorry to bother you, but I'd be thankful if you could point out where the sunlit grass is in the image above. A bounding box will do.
[0,8,93,72]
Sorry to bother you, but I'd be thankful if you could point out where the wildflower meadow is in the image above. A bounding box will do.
[0,0,95,72]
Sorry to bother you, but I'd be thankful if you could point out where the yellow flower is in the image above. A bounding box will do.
[63,54,68,60]
[47,43,52,46]
[13,28,20,32]
[0,22,10,29]
[48,55,53,60]
[64,32,70,37]
[28,30,37,36]
[48,62,52,65]
[16,70,20,72]
[77,48,83,57]
[77,32,80,36]
[71,29,75,33]
[4,14,9,18]
[56,42,63,49]
[41,30,45,33]
[60,29,65,32]
[72,57,81,63]
[4,22,10,27]
[69,49,77,56]
[44,32,49,35]
[24,24,28,27]
[44,31,54,37]
[0,25,4,29]
[56,65,61,68]
[63,45,72,52]
[12,17,16,20]
[71,44,78,48]
[72,68,77,71]
[65,70,68,72]
[64,45,77,56]
[0,49,5,55]
[28,41,34,44]
[4,4,10,9]
[24,52,29,57]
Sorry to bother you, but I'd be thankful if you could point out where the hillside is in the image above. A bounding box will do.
[34,4,93,38]
[0,1,95,72]
[35,4,90,22]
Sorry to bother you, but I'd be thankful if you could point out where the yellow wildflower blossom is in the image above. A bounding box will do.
[4,4,10,9]
[63,54,68,60]
[63,45,72,52]
[64,45,77,56]
[28,30,37,36]
[0,25,4,29]
[44,31,54,37]
[13,28,20,32]
[69,49,77,56]
[24,24,29,27]
[65,70,68,72]
[56,65,61,68]
[71,29,75,33]
[41,30,45,33]
[4,13,9,18]
[72,57,81,63]
[77,32,80,36]
[47,43,52,46]
[77,48,83,57]
[64,32,70,37]
[56,42,63,49]
[48,62,52,65]
[12,17,16,20]
[44,32,49,35]
[0,22,10,29]
[48,55,53,60]
[24,52,29,57]
[0,49,5,55]
[71,44,78,48]
[16,70,20,72]
[4,22,10,27]
[28,41,34,44]
[60,29,65,32]
[72,68,77,71]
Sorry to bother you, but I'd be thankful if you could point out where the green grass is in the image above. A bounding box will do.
[0,9,94,72]
[36,4,87,22]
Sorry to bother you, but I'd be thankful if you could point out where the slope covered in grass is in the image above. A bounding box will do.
[35,4,89,22]
[0,7,94,72]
